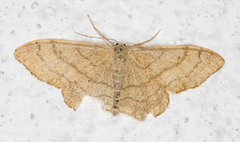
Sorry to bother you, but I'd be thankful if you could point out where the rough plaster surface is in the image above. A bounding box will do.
[0,0,239,141]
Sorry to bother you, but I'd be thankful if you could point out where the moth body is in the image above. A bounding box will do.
[112,43,128,115]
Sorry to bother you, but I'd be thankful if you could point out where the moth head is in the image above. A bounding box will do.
[115,43,126,46]
[114,43,127,53]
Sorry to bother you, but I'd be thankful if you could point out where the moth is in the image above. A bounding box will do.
[14,16,224,120]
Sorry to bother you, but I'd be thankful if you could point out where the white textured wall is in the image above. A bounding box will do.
[0,0,239,141]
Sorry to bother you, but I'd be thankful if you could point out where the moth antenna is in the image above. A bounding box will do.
[123,41,135,46]
[129,30,161,47]
[74,31,118,43]
[87,15,115,46]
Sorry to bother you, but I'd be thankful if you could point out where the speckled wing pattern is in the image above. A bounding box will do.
[14,39,224,121]
[120,45,224,120]
[14,39,115,111]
